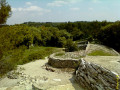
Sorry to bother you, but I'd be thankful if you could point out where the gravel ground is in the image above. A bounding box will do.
[0,57,84,90]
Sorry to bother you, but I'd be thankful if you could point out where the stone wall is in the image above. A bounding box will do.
[77,41,88,50]
[48,53,81,69]
[75,58,120,90]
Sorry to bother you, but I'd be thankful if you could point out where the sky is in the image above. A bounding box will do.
[6,0,120,25]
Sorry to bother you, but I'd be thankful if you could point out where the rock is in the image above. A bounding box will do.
[88,75,96,84]
[83,74,90,84]
[75,58,118,90]
[32,84,43,90]
[91,63,100,70]
[7,71,19,79]
[103,75,116,84]
[95,84,104,90]
[87,63,98,77]
[53,79,61,82]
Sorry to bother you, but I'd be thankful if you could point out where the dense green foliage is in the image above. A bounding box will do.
[24,21,112,41]
[24,21,120,51]
[97,22,120,51]
[0,25,71,51]
[0,0,11,24]
[65,39,78,52]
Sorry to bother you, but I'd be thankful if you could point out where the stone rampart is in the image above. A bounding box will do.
[75,58,120,90]
[48,53,81,69]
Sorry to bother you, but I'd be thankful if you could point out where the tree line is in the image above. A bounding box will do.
[23,21,120,52]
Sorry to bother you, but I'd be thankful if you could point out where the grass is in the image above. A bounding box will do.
[55,52,65,56]
[0,46,59,77]
[88,50,114,56]
[21,46,57,64]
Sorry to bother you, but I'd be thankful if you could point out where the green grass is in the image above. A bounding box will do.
[88,50,114,56]
[21,46,57,64]
[55,52,65,56]
[0,46,59,77]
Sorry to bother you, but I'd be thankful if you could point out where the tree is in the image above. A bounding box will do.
[0,0,11,24]
[97,22,120,51]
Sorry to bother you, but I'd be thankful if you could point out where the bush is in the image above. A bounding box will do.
[27,52,45,61]
[0,60,15,76]
[65,39,78,52]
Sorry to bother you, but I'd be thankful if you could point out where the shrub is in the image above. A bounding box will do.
[27,52,45,61]
[0,60,15,76]
[65,39,78,52]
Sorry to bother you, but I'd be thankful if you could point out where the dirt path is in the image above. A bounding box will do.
[0,57,84,90]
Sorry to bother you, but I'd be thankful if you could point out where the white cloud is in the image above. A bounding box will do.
[89,8,93,10]
[70,7,80,11]
[47,1,67,7]
[12,6,51,12]
[92,0,101,3]
[26,2,32,5]
[8,6,51,25]
[47,0,83,7]
[55,0,83,3]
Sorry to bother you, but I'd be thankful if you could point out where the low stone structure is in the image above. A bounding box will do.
[48,43,120,90]
[48,53,81,69]
[77,41,88,50]
[76,58,120,90]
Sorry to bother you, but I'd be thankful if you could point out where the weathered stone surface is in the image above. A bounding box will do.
[103,75,116,84]
[87,63,98,77]
[32,84,42,90]
[98,75,110,86]
[48,53,81,68]
[75,58,120,90]
[84,74,90,84]
[91,63,100,70]
[88,75,96,84]
[7,71,19,79]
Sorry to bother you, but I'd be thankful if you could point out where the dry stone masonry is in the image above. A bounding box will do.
[48,53,81,69]
[48,43,120,90]
[49,53,120,90]
[75,58,120,90]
